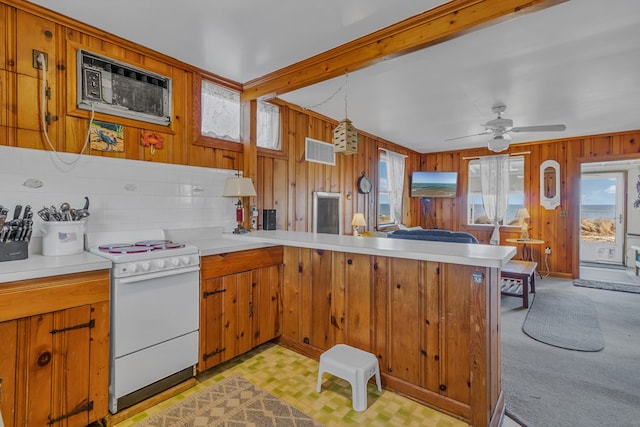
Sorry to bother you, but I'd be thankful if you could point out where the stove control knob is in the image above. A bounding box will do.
[156,259,166,269]
[182,256,191,265]
[172,258,180,266]
[141,262,150,272]
[127,263,138,273]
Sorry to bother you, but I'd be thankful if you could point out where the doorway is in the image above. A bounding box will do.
[580,171,625,265]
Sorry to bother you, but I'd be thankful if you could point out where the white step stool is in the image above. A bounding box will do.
[316,344,382,412]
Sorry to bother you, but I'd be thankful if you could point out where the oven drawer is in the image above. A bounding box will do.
[112,330,198,401]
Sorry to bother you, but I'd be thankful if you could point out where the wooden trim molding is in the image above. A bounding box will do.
[242,0,568,101]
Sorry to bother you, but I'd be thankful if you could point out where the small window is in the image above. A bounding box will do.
[467,156,525,226]
[257,101,281,150]
[201,80,240,142]
[378,151,393,226]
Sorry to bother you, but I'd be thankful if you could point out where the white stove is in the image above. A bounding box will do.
[87,229,200,278]
[86,229,200,413]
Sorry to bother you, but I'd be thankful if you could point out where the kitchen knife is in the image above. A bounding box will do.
[13,205,22,221]
[0,206,7,228]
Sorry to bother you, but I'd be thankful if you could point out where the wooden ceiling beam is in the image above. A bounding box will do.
[241,0,568,101]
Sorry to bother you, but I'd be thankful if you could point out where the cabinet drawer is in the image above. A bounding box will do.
[201,246,283,277]
[0,270,110,322]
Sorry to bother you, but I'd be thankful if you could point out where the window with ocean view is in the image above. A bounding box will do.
[467,156,525,226]
[378,151,392,225]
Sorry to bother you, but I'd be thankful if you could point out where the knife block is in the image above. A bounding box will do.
[0,240,28,262]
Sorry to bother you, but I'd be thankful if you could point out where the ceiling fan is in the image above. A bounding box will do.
[447,103,566,152]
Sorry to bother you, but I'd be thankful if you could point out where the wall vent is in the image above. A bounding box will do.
[305,137,335,166]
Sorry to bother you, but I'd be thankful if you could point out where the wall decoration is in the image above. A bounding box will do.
[90,121,124,152]
[141,130,164,155]
[540,159,560,209]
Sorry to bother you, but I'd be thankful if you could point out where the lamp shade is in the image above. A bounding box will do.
[516,208,530,220]
[351,213,367,227]
[223,177,257,197]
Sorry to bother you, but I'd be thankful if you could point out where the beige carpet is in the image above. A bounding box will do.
[134,375,324,426]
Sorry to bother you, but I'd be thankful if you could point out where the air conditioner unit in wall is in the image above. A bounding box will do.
[77,49,172,126]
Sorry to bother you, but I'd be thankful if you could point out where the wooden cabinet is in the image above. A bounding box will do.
[0,270,110,427]
[199,247,283,371]
[280,246,501,427]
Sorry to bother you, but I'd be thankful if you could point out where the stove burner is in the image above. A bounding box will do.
[153,243,186,250]
[135,240,173,247]
[98,243,133,251]
[106,245,154,254]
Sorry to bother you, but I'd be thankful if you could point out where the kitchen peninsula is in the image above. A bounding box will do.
[227,231,515,427]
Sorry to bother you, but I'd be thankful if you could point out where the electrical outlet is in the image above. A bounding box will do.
[545,246,552,255]
[32,50,48,70]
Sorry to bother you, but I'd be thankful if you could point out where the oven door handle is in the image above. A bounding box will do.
[117,266,200,284]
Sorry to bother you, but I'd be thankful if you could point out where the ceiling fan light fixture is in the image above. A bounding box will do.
[488,135,510,152]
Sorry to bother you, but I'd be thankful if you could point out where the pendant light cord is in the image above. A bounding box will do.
[301,74,349,112]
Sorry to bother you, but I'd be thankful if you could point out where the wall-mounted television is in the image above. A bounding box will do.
[410,171,458,198]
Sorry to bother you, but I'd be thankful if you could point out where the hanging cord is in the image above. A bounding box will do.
[302,74,349,111]
[37,53,94,166]
[344,73,349,118]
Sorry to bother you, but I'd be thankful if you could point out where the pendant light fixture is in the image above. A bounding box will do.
[333,74,358,155]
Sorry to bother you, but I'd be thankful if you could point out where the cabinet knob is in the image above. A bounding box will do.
[439,384,447,392]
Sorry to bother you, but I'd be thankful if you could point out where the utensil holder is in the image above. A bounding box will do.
[0,240,28,262]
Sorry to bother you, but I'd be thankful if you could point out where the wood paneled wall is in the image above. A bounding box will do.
[421,131,640,277]
[256,102,421,233]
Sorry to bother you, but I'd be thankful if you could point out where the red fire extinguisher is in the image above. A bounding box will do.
[236,201,244,222]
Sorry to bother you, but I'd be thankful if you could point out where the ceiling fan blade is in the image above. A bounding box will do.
[445,130,492,141]
[511,124,566,133]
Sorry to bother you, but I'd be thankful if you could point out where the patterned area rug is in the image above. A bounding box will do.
[573,278,640,294]
[134,375,324,426]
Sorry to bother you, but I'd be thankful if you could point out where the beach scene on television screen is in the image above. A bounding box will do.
[412,173,457,198]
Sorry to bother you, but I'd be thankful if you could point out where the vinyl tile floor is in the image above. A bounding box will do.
[114,342,476,427]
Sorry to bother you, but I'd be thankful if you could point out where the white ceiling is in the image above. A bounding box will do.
[29,0,640,154]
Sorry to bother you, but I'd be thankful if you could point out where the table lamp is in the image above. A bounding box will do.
[223,174,257,234]
[351,213,366,236]
[516,208,530,239]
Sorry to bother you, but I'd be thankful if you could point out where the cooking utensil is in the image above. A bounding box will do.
[83,196,90,211]
[38,207,50,222]
[59,202,72,221]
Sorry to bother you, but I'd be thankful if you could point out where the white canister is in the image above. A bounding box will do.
[41,220,86,256]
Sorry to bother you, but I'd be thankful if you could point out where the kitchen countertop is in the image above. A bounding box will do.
[0,229,513,283]
[0,252,113,283]
[225,230,516,268]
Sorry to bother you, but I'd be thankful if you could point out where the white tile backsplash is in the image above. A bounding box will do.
[0,146,238,247]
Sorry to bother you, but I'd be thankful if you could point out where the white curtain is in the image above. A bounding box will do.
[480,154,510,245]
[257,101,281,150]
[383,149,407,225]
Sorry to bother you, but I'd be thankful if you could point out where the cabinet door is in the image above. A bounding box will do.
[200,276,226,370]
[2,306,94,427]
[252,264,282,346]
[200,271,253,370]
[232,271,253,357]
[0,320,18,427]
